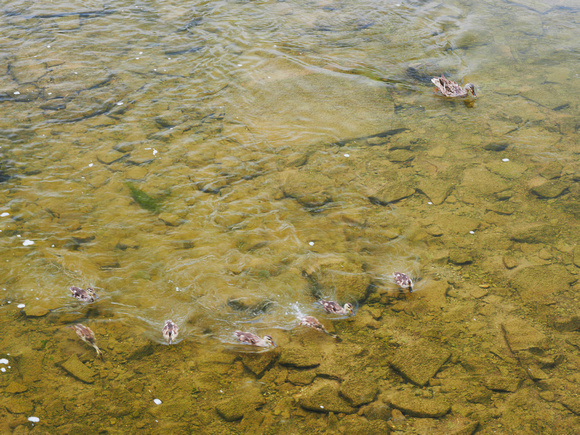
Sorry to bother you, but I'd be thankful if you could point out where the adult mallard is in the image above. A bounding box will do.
[432,75,476,98]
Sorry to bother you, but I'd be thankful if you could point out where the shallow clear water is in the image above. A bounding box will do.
[1,0,579,433]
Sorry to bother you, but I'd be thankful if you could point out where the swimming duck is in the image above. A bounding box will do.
[431,75,476,98]
[299,316,336,337]
[73,324,102,356]
[70,286,97,302]
[393,272,413,292]
[162,320,179,344]
[234,331,276,347]
[319,300,354,316]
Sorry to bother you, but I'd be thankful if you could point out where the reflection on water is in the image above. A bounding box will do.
[1,0,579,432]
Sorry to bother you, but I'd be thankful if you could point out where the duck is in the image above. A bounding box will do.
[70,286,97,303]
[319,300,354,316]
[73,324,102,356]
[234,331,276,347]
[393,272,413,292]
[431,75,476,98]
[298,315,336,338]
[162,320,179,344]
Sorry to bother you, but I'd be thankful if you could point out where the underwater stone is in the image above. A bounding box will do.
[510,224,557,244]
[574,245,580,268]
[281,169,333,208]
[61,355,95,383]
[279,344,321,368]
[390,339,450,386]
[240,351,278,377]
[530,181,568,198]
[483,142,509,151]
[417,180,454,205]
[510,264,574,304]
[287,369,316,385]
[371,182,415,204]
[449,249,473,265]
[4,397,34,414]
[501,318,547,352]
[215,388,265,422]
[388,390,450,418]
[158,212,182,226]
[299,380,356,414]
[483,376,521,392]
[23,306,50,317]
[6,381,28,394]
[339,377,378,407]
[127,342,155,361]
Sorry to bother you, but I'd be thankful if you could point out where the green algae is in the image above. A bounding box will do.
[126,182,162,213]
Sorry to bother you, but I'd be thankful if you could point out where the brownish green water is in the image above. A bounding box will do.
[1,0,579,433]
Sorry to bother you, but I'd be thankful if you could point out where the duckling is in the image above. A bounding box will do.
[234,331,276,348]
[73,324,102,356]
[162,320,179,344]
[320,300,354,316]
[431,75,476,98]
[393,272,413,292]
[70,286,97,303]
[298,316,336,338]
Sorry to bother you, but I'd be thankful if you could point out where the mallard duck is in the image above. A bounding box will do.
[319,300,354,316]
[431,75,476,98]
[70,286,97,302]
[73,324,102,356]
[234,331,276,347]
[298,316,336,338]
[393,272,413,292]
[162,320,179,344]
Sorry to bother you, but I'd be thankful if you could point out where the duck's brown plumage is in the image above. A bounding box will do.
[432,75,476,98]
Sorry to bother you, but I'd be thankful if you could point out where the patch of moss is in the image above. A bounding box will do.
[126,182,161,213]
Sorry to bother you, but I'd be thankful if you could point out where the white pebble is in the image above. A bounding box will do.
[117,102,123,106]
[14,91,20,95]
[308,241,314,246]
[23,240,35,246]
[28,417,40,423]
[0,368,5,372]
[88,163,94,167]
[344,153,350,157]
[0,358,8,364]
[469,231,475,234]
[427,202,433,205]
[17,304,25,308]
[47,45,51,48]
[502,158,509,162]
[152,148,158,156]
[0,212,9,217]
[320,405,324,409]
[153,399,162,405]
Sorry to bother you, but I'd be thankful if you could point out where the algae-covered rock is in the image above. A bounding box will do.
[4,397,34,414]
[460,167,508,196]
[510,224,558,243]
[61,355,95,383]
[279,343,321,368]
[370,181,415,204]
[484,375,521,392]
[340,377,378,406]
[302,255,371,302]
[287,369,317,385]
[510,264,574,303]
[388,390,450,418]
[240,351,278,376]
[501,318,547,352]
[215,387,265,422]
[6,381,28,394]
[390,339,450,386]
[417,179,454,205]
[126,182,161,213]
[531,181,568,198]
[299,379,356,414]
[23,306,50,317]
[281,169,333,207]
[449,249,473,265]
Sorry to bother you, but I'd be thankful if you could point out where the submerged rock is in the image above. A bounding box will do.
[484,375,521,392]
[339,377,378,406]
[298,379,356,414]
[390,339,450,386]
[215,387,265,422]
[510,264,574,304]
[501,318,547,352]
[387,390,450,418]
[281,169,333,208]
[60,355,95,383]
[241,351,278,377]
[279,344,321,368]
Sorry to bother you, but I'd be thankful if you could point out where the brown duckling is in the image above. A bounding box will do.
[299,315,336,338]
[70,286,97,303]
[73,324,102,356]
[162,320,179,344]
[320,300,354,316]
[393,272,413,292]
[234,331,276,347]
[431,75,476,98]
